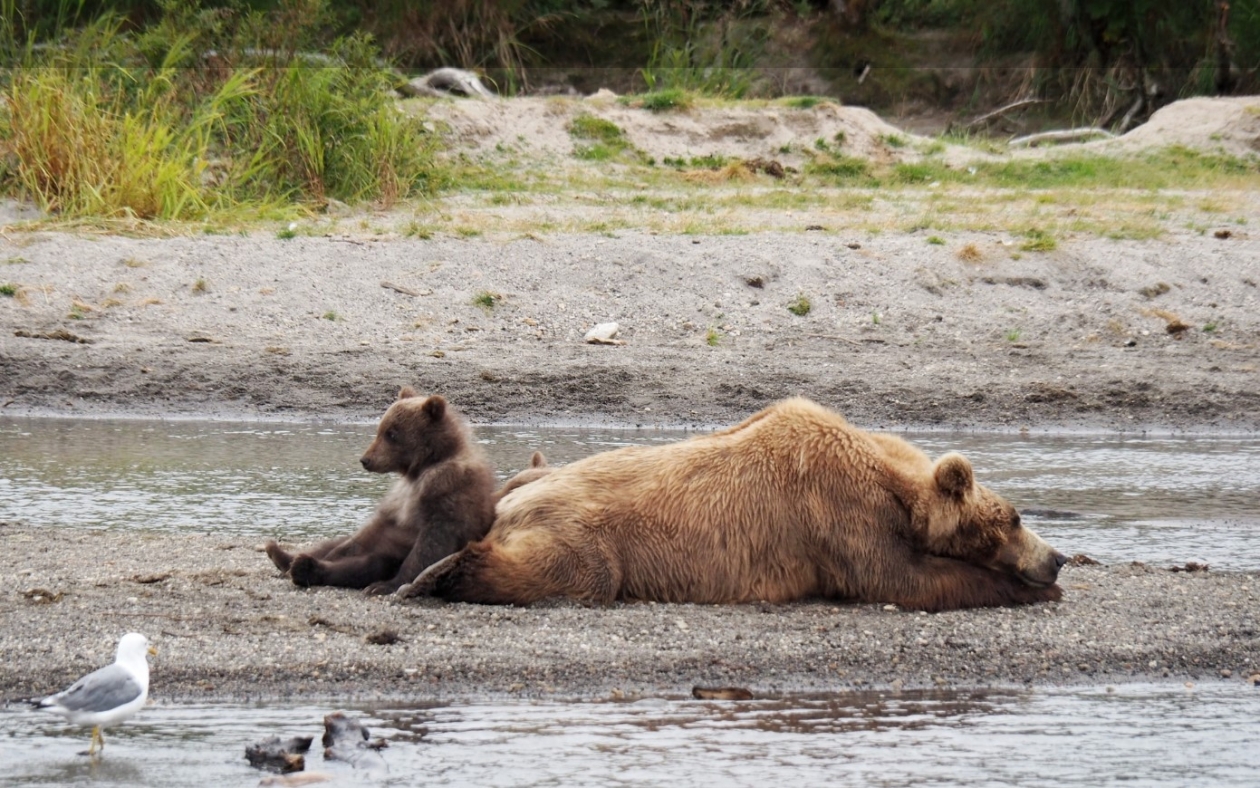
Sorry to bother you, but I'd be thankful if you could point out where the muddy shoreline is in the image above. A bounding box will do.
[2,524,1257,703]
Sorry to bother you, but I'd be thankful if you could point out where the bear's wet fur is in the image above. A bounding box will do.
[265,388,496,595]
[399,397,1066,611]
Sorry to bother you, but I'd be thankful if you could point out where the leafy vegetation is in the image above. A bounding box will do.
[0,1,439,220]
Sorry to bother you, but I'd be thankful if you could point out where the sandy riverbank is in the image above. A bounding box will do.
[1,524,1257,703]
[1,229,1258,433]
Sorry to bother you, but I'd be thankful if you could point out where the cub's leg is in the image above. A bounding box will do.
[289,551,403,589]
[265,535,352,573]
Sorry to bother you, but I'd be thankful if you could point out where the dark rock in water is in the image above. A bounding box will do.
[692,686,754,701]
[1021,508,1086,520]
[1169,562,1210,573]
[323,712,388,771]
[245,735,313,773]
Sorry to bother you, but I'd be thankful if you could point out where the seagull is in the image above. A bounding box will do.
[32,632,156,757]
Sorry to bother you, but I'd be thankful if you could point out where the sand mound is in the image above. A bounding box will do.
[416,93,1260,167]
[416,94,930,168]
[1101,96,1260,157]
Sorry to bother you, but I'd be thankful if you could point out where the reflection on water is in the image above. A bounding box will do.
[1,685,1257,787]
[0,418,1258,567]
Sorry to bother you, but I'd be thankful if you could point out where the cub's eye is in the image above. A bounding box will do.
[385,429,398,442]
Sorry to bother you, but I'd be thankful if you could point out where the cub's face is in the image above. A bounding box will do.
[927,453,1067,588]
[360,388,460,477]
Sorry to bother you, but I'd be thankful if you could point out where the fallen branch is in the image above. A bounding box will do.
[1008,128,1115,148]
[397,68,496,100]
[380,281,428,297]
[958,98,1046,131]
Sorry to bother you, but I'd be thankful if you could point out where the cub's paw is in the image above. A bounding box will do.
[289,554,320,587]
[264,540,293,573]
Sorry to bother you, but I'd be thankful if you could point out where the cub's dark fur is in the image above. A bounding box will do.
[265,388,496,595]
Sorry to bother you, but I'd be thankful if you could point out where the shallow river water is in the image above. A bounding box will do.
[1,418,1257,567]
[2,684,1258,787]
[1,418,1259,786]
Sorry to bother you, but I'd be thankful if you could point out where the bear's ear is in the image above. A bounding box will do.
[530,450,547,468]
[422,394,447,420]
[397,385,420,400]
[933,452,974,498]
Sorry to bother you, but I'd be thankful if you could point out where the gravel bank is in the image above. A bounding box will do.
[1,229,1258,432]
[2,524,1257,703]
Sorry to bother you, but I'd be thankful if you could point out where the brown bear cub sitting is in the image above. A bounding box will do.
[265,388,496,595]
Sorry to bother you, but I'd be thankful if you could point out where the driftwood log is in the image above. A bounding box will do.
[397,68,496,100]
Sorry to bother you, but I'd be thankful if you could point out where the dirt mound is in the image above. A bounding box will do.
[418,94,1260,167]
[416,94,930,168]
[1099,96,1260,157]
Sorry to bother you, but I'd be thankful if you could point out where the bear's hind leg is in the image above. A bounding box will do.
[397,542,561,605]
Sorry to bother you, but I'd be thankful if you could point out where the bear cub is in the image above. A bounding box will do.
[265,387,496,595]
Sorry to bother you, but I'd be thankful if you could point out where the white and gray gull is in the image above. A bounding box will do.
[32,632,156,757]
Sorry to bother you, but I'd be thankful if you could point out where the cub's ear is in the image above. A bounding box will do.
[397,385,420,400]
[422,394,447,420]
[933,452,974,498]
[530,451,547,468]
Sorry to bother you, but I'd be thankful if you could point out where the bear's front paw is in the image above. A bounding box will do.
[1035,583,1063,603]
[264,540,293,573]
[289,554,320,587]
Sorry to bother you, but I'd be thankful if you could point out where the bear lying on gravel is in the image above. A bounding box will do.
[398,397,1066,611]
[265,388,496,595]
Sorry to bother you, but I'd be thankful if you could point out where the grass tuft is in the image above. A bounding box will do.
[1019,228,1058,252]
[787,294,811,316]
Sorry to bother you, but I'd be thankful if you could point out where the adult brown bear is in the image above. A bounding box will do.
[265,388,496,595]
[398,398,1066,612]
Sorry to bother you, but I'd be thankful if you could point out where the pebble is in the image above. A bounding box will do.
[584,322,623,344]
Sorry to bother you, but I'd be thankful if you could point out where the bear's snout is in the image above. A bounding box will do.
[1053,551,1068,571]
[360,455,371,469]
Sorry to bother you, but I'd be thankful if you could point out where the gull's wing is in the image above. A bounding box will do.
[45,663,143,713]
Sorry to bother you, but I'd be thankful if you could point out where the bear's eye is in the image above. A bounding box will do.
[385,429,398,443]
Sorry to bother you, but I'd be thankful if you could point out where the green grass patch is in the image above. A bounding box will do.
[472,291,499,311]
[0,283,16,296]
[569,114,624,143]
[787,294,812,316]
[805,156,871,182]
[781,96,829,109]
[637,89,692,112]
[1020,228,1058,252]
[662,153,730,170]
